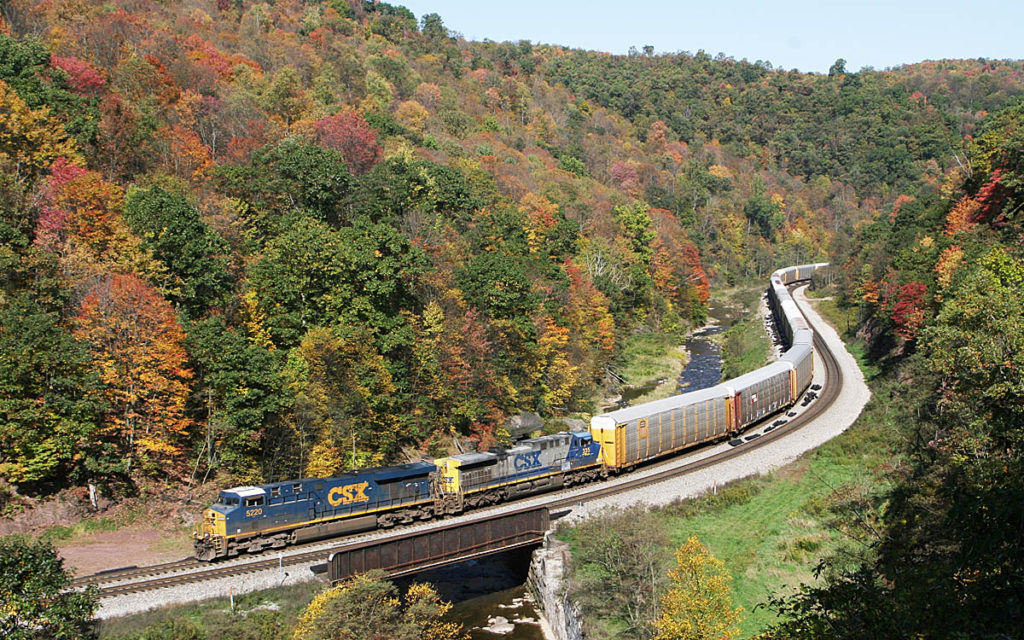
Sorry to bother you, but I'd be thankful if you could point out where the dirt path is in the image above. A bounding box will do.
[58,528,194,576]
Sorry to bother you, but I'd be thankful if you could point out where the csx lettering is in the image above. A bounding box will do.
[327,482,370,507]
[514,451,542,471]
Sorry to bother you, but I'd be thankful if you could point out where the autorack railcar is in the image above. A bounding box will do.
[195,263,830,561]
[590,386,734,471]
[775,262,829,285]
[723,361,795,427]
[781,342,814,396]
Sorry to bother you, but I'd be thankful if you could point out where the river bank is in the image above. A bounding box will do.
[614,286,763,409]
[537,287,873,637]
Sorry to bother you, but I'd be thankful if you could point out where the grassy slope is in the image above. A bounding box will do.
[561,293,899,638]
[660,419,896,634]
[659,295,896,636]
[613,332,689,404]
[718,285,774,379]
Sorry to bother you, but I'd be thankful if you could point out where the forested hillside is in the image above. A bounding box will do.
[0,0,1021,520]
[764,98,1024,639]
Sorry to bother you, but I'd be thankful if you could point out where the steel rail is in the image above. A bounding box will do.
[79,285,843,600]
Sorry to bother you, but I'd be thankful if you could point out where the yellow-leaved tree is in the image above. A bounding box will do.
[0,78,82,182]
[74,274,193,476]
[654,536,742,640]
[293,570,466,640]
[283,327,399,477]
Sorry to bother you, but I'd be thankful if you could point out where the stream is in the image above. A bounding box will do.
[393,548,543,639]
[620,302,739,405]
[415,303,743,637]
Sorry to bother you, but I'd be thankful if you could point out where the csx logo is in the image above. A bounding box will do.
[327,482,370,506]
[514,451,542,471]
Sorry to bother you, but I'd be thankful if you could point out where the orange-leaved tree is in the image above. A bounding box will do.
[74,274,193,476]
[34,159,163,287]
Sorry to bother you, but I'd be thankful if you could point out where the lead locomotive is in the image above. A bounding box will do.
[195,263,827,561]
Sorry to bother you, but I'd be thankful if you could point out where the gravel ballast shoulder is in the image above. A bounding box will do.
[96,285,871,620]
[561,285,871,522]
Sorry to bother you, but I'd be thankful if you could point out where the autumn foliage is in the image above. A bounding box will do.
[35,158,123,256]
[655,536,742,640]
[74,274,192,475]
[888,281,928,341]
[6,0,1004,500]
[313,112,382,175]
[0,79,81,180]
[50,55,106,95]
[293,570,465,640]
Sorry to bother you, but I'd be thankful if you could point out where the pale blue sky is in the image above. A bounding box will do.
[397,0,1023,74]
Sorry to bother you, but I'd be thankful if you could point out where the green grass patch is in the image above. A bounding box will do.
[719,303,773,380]
[39,515,123,544]
[610,332,688,405]
[560,327,904,638]
[97,580,323,639]
[805,294,857,339]
[657,421,894,636]
[616,332,687,385]
[556,425,896,638]
[652,365,905,636]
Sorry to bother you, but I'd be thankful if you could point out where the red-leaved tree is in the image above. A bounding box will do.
[889,281,929,341]
[35,158,123,257]
[50,55,106,95]
[313,112,382,175]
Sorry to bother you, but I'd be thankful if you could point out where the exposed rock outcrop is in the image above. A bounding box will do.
[528,533,585,640]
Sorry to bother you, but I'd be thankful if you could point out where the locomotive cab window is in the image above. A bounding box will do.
[244,497,264,508]
[270,487,280,498]
[293,483,302,493]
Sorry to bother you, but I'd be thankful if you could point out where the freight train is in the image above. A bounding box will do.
[193,263,829,560]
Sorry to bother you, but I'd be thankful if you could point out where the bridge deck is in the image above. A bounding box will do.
[327,506,550,583]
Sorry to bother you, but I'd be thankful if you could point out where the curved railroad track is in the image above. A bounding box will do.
[547,315,840,511]
[76,286,842,601]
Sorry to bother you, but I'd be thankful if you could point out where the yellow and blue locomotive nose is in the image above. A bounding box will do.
[194,508,226,539]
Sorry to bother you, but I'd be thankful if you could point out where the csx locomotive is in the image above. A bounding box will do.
[193,263,828,561]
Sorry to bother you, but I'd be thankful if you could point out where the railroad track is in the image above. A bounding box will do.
[547,316,840,511]
[72,558,202,588]
[77,287,843,601]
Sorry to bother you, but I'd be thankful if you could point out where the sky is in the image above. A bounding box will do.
[396,0,1024,74]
